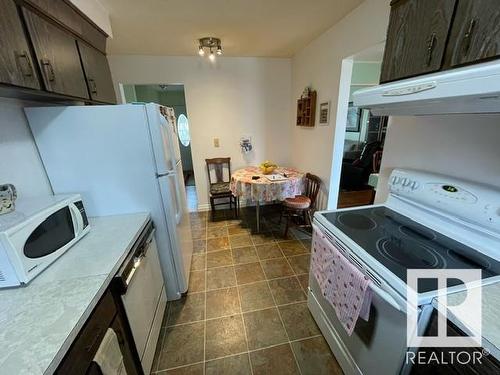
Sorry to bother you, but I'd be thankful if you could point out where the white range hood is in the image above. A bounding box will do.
[353,60,500,116]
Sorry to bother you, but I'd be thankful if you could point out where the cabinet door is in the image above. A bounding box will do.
[444,0,500,68]
[78,41,116,103]
[0,0,40,89]
[23,8,89,99]
[380,0,457,83]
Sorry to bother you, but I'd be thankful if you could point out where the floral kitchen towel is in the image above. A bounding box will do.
[311,225,373,336]
[311,226,335,295]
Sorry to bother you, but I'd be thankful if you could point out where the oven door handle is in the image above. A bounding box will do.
[370,283,407,313]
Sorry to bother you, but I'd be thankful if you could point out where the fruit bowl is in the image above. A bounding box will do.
[259,161,278,175]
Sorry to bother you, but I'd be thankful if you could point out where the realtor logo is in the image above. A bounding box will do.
[406,269,482,348]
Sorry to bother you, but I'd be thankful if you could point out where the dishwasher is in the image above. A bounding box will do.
[114,221,167,375]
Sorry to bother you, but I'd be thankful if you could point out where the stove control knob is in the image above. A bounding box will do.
[391,176,400,185]
[411,181,420,190]
[402,178,411,187]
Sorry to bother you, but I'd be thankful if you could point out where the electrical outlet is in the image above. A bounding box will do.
[213,138,220,147]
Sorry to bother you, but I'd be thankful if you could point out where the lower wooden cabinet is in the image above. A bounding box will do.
[444,0,500,69]
[23,7,89,99]
[55,290,141,375]
[78,41,116,103]
[411,310,500,375]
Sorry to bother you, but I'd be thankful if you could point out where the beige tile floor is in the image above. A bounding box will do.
[150,206,343,375]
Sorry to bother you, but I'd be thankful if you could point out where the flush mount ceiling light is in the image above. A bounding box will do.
[198,37,222,60]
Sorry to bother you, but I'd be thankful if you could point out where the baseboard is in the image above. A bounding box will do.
[196,203,211,212]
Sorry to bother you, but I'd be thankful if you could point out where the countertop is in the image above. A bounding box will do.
[432,282,500,360]
[0,213,150,375]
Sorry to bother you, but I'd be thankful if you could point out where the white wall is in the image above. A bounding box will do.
[376,114,500,202]
[290,0,390,209]
[108,56,292,209]
[0,98,52,198]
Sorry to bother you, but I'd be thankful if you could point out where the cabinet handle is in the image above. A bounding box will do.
[462,19,477,55]
[16,51,34,77]
[425,33,437,67]
[40,59,55,82]
[88,78,98,94]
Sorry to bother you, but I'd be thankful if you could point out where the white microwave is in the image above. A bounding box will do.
[0,194,90,288]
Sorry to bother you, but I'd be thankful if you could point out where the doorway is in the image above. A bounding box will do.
[122,84,198,211]
[327,43,388,210]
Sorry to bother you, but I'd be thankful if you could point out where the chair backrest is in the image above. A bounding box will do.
[357,141,381,171]
[372,150,383,174]
[303,173,322,208]
[205,157,231,185]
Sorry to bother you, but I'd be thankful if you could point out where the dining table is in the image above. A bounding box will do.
[230,166,305,232]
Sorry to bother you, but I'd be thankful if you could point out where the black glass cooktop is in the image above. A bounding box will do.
[321,206,500,293]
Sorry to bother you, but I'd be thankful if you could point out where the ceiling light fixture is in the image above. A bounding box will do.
[198,37,222,59]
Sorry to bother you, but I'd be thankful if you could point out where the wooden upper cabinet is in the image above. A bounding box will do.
[444,0,500,69]
[78,41,116,103]
[0,0,40,89]
[22,8,89,99]
[26,0,107,53]
[380,0,457,83]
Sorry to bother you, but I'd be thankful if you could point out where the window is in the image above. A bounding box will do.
[177,114,191,147]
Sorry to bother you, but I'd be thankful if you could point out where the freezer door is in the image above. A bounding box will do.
[146,104,180,174]
[157,165,192,293]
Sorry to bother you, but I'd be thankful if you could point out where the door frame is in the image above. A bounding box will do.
[327,58,354,210]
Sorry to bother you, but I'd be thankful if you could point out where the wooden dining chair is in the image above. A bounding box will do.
[205,157,238,220]
[280,173,321,237]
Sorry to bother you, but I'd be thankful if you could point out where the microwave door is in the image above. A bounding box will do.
[23,206,76,259]
[16,206,76,283]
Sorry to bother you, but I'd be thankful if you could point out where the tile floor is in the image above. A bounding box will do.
[150,205,343,374]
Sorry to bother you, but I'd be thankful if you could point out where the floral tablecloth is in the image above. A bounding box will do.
[230,167,305,202]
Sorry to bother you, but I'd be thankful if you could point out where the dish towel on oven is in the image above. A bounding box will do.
[312,226,373,336]
[93,328,128,375]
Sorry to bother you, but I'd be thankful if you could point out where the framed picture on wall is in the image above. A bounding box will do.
[319,101,330,125]
[346,102,360,132]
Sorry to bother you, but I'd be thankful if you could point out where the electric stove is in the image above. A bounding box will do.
[309,169,500,375]
[320,206,500,294]
[314,168,500,302]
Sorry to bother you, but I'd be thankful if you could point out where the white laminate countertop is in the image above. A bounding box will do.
[432,282,500,360]
[0,213,150,375]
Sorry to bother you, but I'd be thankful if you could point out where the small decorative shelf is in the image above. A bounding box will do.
[296,90,317,127]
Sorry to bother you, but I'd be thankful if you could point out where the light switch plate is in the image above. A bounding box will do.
[213,138,220,147]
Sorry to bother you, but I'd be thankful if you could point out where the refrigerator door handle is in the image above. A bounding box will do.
[167,173,182,225]
[156,172,171,178]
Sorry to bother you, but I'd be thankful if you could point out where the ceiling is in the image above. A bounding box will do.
[100,0,364,57]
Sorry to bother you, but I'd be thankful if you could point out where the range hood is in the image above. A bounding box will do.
[353,60,500,116]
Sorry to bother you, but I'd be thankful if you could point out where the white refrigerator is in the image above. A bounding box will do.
[25,103,193,300]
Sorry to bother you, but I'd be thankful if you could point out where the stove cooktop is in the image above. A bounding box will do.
[320,206,500,294]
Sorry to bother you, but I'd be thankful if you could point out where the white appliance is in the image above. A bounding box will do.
[353,60,500,116]
[0,194,90,288]
[25,103,193,300]
[311,169,500,375]
[114,221,167,374]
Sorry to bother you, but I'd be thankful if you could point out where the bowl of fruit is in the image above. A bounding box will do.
[259,161,278,175]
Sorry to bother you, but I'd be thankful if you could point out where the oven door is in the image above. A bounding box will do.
[9,204,80,282]
[309,275,409,375]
